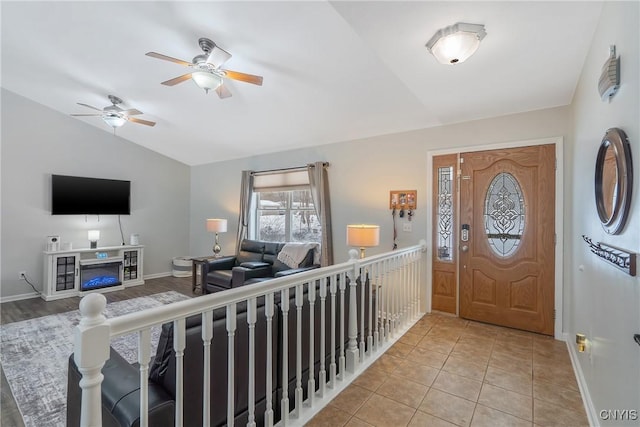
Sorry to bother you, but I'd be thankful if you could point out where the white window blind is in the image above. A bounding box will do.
[252,170,309,192]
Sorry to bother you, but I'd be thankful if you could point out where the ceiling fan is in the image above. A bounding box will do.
[71,95,156,128]
[146,37,263,99]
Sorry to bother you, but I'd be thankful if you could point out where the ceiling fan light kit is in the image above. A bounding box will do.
[146,36,263,99]
[102,114,127,128]
[192,71,223,92]
[426,22,486,65]
[70,94,156,129]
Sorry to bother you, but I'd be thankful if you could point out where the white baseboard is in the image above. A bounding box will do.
[0,292,40,303]
[143,271,172,280]
[564,332,598,427]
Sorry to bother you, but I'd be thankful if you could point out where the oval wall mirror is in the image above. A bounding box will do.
[595,127,633,234]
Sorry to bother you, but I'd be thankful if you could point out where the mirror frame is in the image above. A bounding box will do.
[595,127,633,235]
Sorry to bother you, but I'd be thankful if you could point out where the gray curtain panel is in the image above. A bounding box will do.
[236,170,254,253]
[308,161,333,266]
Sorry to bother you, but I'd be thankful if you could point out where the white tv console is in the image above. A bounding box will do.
[42,245,144,301]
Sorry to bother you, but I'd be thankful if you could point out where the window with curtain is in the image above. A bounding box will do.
[249,169,322,244]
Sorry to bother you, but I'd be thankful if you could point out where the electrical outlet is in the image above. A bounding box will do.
[403,223,412,232]
[18,271,26,280]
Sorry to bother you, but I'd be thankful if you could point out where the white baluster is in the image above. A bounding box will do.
[280,288,290,426]
[138,328,151,427]
[74,293,109,427]
[346,250,359,373]
[338,272,346,378]
[367,265,373,354]
[173,318,186,427]
[319,278,327,397]
[226,304,237,427]
[202,310,214,426]
[307,281,316,407]
[359,268,365,361]
[265,293,274,427]
[247,297,257,427]
[381,258,389,342]
[329,276,337,387]
[373,261,380,351]
[294,284,303,417]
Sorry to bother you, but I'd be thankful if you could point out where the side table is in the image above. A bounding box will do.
[191,256,218,293]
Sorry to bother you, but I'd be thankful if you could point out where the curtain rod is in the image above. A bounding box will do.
[251,162,329,176]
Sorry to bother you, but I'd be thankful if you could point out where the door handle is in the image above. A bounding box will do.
[461,245,469,252]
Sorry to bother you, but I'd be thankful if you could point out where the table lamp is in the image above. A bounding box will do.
[346,224,380,258]
[88,230,100,249]
[206,218,228,257]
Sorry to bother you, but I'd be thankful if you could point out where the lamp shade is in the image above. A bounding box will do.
[87,230,100,241]
[346,224,380,247]
[192,71,223,91]
[102,114,127,128]
[426,22,486,65]
[206,218,228,233]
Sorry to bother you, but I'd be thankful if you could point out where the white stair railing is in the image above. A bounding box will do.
[73,241,426,427]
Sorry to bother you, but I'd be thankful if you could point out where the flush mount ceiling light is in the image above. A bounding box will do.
[191,71,223,93]
[426,22,487,65]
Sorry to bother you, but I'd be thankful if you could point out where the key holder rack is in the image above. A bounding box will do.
[390,190,417,220]
[582,235,637,276]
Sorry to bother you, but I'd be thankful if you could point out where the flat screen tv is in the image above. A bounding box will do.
[51,174,130,215]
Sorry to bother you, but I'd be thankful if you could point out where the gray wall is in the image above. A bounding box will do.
[1,89,191,301]
[568,1,640,422]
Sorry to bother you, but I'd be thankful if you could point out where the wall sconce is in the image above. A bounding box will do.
[576,333,587,352]
[206,218,228,257]
[346,224,380,259]
[87,230,100,249]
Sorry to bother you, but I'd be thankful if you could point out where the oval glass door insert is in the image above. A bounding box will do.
[484,172,525,257]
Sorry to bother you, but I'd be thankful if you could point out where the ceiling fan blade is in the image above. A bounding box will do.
[216,84,232,99]
[207,45,232,68]
[70,113,101,116]
[128,117,156,127]
[161,73,193,86]
[222,69,263,86]
[122,109,143,116]
[145,52,193,67]
[77,103,103,112]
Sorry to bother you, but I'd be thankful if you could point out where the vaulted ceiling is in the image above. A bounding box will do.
[1,1,603,166]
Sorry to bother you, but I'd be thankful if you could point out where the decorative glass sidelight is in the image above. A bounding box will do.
[484,172,525,257]
[437,166,454,261]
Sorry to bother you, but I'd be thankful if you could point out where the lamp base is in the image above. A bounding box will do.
[90,241,98,249]
[359,247,366,259]
[212,233,222,257]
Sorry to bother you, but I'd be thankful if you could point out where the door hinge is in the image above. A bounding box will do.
[553,309,556,320]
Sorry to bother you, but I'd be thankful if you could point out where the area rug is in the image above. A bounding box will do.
[0,291,190,427]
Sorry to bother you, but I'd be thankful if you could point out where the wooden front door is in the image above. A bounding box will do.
[459,144,555,335]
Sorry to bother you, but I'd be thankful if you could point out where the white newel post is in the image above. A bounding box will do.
[345,249,359,373]
[74,293,110,427]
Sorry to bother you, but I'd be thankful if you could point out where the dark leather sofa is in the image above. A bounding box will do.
[204,239,319,294]
[67,280,372,427]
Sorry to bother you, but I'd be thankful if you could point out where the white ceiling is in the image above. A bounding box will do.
[1,1,603,166]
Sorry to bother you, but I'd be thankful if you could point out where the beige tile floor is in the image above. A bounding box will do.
[307,313,589,427]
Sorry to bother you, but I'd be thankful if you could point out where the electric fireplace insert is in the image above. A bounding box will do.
[80,259,123,291]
